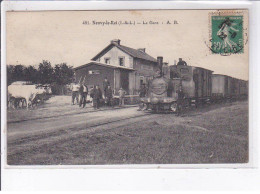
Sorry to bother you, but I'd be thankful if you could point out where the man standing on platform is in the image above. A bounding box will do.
[118,87,126,107]
[103,77,110,98]
[138,83,147,111]
[79,82,88,108]
[71,80,80,105]
[105,85,113,107]
[91,85,103,109]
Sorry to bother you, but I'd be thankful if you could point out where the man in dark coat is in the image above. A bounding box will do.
[176,85,185,115]
[79,83,88,108]
[103,77,110,97]
[138,83,147,111]
[139,83,147,98]
[91,85,102,109]
[105,85,113,107]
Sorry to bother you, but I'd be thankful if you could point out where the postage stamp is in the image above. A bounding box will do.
[211,15,243,54]
[209,10,247,55]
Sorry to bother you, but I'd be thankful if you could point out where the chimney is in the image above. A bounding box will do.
[163,62,169,77]
[111,39,121,45]
[157,56,163,73]
[137,48,146,53]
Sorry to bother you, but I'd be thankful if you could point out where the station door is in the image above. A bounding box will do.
[120,70,129,94]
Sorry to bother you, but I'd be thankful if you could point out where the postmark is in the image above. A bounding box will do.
[208,10,248,56]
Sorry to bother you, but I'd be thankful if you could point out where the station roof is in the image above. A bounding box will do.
[91,42,157,63]
[74,61,135,71]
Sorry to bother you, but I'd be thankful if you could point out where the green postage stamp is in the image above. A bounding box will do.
[210,14,244,55]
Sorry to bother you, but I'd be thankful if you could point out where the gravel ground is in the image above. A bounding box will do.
[7,100,248,165]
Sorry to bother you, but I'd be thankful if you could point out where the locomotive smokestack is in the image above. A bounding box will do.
[157,56,163,73]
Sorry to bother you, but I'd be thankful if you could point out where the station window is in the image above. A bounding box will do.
[105,58,110,64]
[119,57,125,66]
[141,65,153,70]
[88,70,100,75]
[140,76,144,85]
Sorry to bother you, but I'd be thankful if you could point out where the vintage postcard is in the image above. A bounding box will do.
[4,9,249,166]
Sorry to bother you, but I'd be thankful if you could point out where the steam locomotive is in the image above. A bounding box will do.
[140,57,248,113]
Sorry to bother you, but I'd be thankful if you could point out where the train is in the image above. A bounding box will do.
[140,57,248,113]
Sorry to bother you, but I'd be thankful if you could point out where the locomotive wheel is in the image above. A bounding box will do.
[170,102,178,112]
[151,105,159,113]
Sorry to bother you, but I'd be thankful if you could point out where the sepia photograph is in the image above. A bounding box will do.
[5,9,249,166]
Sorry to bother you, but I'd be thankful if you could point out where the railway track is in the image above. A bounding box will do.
[7,111,160,159]
[7,105,138,124]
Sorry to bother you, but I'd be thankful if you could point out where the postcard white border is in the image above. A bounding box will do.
[1,0,260,190]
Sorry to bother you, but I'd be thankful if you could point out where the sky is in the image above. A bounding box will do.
[6,10,248,80]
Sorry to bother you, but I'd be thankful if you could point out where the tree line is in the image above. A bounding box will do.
[7,60,74,94]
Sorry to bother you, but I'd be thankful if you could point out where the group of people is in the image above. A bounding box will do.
[70,77,185,113]
[71,80,88,108]
[70,77,127,110]
[101,78,127,108]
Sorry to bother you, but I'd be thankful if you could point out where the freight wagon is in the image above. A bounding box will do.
[211,74,248,102]
[238,80,249,97]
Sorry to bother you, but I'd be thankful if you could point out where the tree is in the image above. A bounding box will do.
[37,60,54,84]
[7,62,74,95]
[13,65,26,81]
[53,63,74,94]
[7,65,15,85]
[24,65,38,83]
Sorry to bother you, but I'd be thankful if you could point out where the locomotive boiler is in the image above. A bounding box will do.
[141,57,181,112]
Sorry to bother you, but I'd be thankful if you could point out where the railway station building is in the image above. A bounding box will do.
[74,39,158,96]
